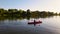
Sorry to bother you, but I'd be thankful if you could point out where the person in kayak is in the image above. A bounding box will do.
[34,20,35,23]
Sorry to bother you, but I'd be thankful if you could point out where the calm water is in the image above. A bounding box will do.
[0,16,60,34]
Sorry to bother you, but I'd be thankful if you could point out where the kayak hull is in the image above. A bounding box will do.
[28,21,42,24]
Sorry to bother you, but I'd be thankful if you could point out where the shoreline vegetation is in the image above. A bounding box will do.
[0,8,60,20]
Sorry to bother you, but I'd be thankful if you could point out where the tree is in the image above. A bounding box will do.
[0,8,5,14]
[8,9,18,13]
[26,9,31,16]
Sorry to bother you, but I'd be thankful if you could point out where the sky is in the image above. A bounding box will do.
[0,0,60,13]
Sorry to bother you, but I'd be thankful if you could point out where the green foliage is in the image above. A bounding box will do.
[0,8,59,20]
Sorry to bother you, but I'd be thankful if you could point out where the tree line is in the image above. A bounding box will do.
[0,8,60,18]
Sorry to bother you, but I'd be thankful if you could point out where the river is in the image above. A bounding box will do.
[0,16,60,34]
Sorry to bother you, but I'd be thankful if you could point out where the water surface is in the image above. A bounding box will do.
[0,16,60,34]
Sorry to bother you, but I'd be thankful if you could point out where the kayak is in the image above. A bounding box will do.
[28,21,42,24]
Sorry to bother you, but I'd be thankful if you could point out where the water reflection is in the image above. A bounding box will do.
[0,16,60,34]
[0,15,54,20]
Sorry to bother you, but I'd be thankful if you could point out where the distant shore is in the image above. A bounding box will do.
[0,8,60,20]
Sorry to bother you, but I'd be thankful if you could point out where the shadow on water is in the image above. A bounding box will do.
[0,16,59,34]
